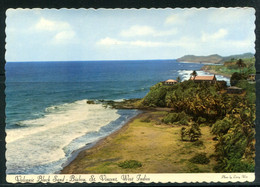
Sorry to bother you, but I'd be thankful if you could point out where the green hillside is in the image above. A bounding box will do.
[201,57,255,77]
[137,79,255,172]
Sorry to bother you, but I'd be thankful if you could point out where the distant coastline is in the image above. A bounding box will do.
[177,52,254,64]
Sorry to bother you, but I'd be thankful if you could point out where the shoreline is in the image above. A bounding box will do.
[60,111,145,174]
[178,61,231,78]
[201,66,231,78]
[61,108,216,174]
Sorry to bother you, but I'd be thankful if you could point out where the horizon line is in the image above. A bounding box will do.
[6,59,178,63]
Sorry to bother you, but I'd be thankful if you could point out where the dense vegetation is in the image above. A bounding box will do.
[138,75,255,172]
[189,153,210,165]
[202,57,255,77]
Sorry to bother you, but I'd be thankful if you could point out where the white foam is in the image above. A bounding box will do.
[6,100,120,173]
[113,99,125,102]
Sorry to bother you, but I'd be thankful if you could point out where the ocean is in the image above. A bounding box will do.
[5,60,229,174]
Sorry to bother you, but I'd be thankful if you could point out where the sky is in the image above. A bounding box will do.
[5,8,255,62]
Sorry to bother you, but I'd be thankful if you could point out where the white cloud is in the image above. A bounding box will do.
[130,40,164,47]
[97,37,163,47]
[201,29,228,42]
[120,25,155,37]
[120,25,178,37]
[208,8,255,25]
[96,34,254,56]
[33,17,76,45]
[165,15,181,25]
[154,28,178,37]
[35,17,71,31]
[97,37,126,46]
[53,31,76,44]
[165,11,194,25]
[97,37,194,48]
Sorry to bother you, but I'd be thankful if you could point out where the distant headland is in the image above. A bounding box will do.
[177,52,254,64]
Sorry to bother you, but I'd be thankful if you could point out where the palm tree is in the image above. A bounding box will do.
[177,76,181,83]
[236,59,246,73]
[190,70,197,79]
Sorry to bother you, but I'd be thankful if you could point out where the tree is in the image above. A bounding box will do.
[181,123,201,142]
[190,70,197,79]
[230,72,247,86]
[188,123,201,141]
[236,59,246,73]
[181,127,186,141]
[177,76,181,83]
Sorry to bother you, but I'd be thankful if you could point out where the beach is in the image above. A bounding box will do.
[61,109,217,174]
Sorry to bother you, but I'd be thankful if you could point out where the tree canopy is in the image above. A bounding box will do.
[139,79,255,172]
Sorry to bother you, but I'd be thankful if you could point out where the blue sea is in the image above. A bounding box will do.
[5,60,229,174]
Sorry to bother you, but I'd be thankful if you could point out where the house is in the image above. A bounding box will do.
[247,74,255,81]
[227,86,243,94]
[164,79,178,85]
[190,75,217,83]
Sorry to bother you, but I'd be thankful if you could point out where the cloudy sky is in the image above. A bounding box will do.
[6,8,255,62]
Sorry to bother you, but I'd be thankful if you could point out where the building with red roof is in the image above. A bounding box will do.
[190,75,217,83]
[164,79,178,85]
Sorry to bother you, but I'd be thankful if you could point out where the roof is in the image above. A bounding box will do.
[227,86,242,90]
[190,75,215,81]
[165,79,177,83]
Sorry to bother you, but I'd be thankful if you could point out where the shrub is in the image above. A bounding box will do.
[141,116,151,123]
[162,113,179,124]
[187,123,201,142]
[217,81,227,90]
[197,117,206,124]
[214,159,254,172]
[211,117,233,136]
[162,111,191,125]
[179,118,189,126]
[192,140,204,147]
[142,83,168,107]
[189,153,210,164]
[181,123,201,142]
[187,163,201,172]
[118,160,142,169]
[230,72,247,86]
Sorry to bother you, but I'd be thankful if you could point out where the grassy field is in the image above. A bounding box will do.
[61,111,217,174]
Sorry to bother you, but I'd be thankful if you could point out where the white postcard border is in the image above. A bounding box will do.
[6,173,255,183]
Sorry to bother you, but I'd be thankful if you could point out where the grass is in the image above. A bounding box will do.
[192,140,204,147]
[189,153,210,164]
[118,160,142,169]
[61,111,217,174]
